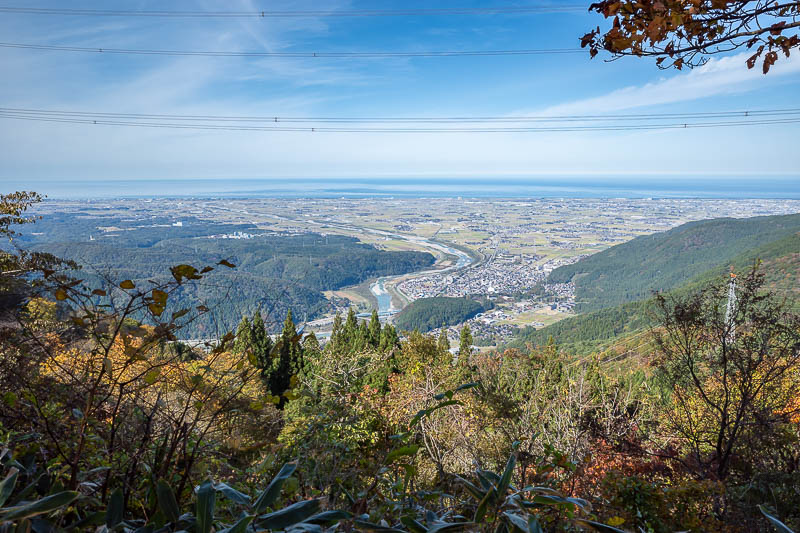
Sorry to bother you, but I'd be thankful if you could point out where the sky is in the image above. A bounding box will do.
[0,0,799,189]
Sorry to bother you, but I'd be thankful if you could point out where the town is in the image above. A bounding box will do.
[29,195,800,347]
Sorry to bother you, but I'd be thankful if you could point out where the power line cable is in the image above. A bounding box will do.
[2,109,800,132]
[0,5,586,18]
[2,106,799,124]
[0,42,583,58]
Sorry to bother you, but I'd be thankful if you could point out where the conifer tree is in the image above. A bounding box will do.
[380,323,399,352]
[343,307,358,344]
[437,326,451,353]
[251,310,273,371]
[458,324,473,360]
[301,331,322,377]
[356,320,369,352]
[302,331,321,356]
[329,312,344,353]
[266,309,303,408]
[368,309,382,348]
[232,315,252,355]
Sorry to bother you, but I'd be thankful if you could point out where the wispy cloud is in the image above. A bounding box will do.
[0,1,799,182]
[533,52,800,115]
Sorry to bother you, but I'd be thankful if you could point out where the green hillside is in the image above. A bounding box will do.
[19,212,435,338]
[394,296,488,332]
[510,299,651,354]
[685,231,800,302]
[548,213,800,313]
[516,227,800,354]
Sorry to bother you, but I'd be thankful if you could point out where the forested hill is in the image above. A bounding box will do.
[515,228,800,354]
[18,212,435,338]
[394,296,489,332]
[548,213,800,313]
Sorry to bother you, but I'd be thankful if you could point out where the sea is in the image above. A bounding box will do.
[4,176,799,200]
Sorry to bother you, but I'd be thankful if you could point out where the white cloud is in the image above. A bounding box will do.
[1,5,799,182]
[532,52,800,116]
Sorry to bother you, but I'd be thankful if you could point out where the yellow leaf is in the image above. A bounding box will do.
[170,264,201,283]
[151,289,168,306]
[608,516,625,527]
[120,280,135,290]
[283,391,298,401]
[54,289,67,301]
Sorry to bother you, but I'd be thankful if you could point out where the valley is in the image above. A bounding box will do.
[23,196,800,346]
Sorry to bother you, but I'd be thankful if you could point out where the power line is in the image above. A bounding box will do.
[0,42,583,58]
[2,106,799,124]
[2,109,799,133]
[0,5,586,18]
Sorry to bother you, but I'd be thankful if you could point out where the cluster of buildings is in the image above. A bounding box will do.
[396,253,581,302]
[211,231,257,239]
[398,252,547,299]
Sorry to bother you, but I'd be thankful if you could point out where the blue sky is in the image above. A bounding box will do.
[1,0,799,185]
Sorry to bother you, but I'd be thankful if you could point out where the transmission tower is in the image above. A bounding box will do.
[725,268,737,343]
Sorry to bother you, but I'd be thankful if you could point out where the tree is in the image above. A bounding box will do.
[251,310,273,368]
[356,320,370,352]
[343,307,358,344]
[583,1,800,73]
[0,191,75,311]
[329,312,344,353]
[329,309,377,354]
[0,198,253,499]
[266,309,303,407]
[437,326,451,353]
[0,190,42,240]
[458,324,473,360]
[380,323,399,352]
[653,266,800,480]
[368,309,382,348]
[302,330,321,356]
[232,316,252,355]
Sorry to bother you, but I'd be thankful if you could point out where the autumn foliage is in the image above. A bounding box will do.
[584,1,800,73]
[2,192,799,532]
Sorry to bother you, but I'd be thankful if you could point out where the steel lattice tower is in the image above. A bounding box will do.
[725,270,737,344]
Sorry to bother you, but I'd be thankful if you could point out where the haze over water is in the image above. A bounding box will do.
[9,176,800,200]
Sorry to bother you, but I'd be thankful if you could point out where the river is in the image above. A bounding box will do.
[209,206,473,316]
[369,234,473,315]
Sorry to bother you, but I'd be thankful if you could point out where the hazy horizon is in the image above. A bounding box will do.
[8,175,800,200]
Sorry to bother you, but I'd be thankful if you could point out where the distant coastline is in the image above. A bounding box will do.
[4,176,800,200]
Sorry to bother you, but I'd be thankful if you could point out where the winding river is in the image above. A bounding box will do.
[368,234,473,315]
[211,207,474,316]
